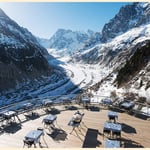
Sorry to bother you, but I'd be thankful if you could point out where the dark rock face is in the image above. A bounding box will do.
[101,2,150,42]
[116,40,150,87]
[0,8,51,90]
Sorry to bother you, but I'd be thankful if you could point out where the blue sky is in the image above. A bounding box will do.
[0,2,130,39]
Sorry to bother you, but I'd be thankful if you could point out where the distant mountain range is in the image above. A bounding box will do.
[38,3,150,54]
[0,8,52,90]
[37,29,95,56]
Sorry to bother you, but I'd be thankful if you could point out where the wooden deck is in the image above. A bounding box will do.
[0,103,149,148]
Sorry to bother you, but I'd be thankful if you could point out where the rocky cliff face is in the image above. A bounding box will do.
[116,40,150,87]
[0,8,52,90]
[101,2,150,42]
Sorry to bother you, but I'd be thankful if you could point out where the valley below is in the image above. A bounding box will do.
[0,54,109,107]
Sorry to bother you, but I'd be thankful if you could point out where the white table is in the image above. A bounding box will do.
[104,122,122,132]
[121,102,134,109]
[108,111,118,121]
[105,139,120,148]
[2,110,17,124]
[43,115,57,128]
[25,130,44,146]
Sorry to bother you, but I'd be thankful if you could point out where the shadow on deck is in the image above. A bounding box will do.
[1,122,22,134]
[122,123,137,134]
[121,137,144,148]
[47,127,68,141]
[82,128,101,148]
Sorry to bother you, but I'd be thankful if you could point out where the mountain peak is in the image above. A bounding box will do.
[38,29,95,56]
[56,28,72,34]
[0,8,9,18]
[101,2,150,42]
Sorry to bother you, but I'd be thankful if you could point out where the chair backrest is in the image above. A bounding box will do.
[72,112,85,124]
[73,114,82,123]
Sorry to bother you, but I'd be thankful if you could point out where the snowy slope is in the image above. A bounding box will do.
[75,24,150,69]
[73,24,150,103]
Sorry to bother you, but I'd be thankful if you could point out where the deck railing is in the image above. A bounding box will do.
[0,94,149,118]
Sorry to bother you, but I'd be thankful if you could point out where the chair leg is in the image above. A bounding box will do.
[34,143,36,148]
[78,127,81,132]
[70,127,75,134]
[39,141,42,148]
[103,131,104,139]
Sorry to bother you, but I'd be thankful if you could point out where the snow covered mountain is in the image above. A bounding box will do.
[75,2,150,69]
[76,24,150,66]
[37,29,95,56]
[73,2,150,103]
[101,2,150,42]
[75,2,150,52]
[0,8,52,90]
